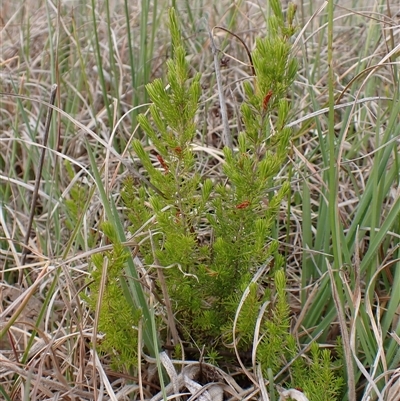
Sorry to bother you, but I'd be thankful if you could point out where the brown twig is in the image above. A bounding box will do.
[206,24,233,151]
[149,231,181,348]
[21,84,58,269]
[213,26,255,77]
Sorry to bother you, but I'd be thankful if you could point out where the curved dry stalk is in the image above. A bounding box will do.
[204,22,233,151]
[21,84,57,269]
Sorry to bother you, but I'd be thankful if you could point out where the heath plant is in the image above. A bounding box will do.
[123,3,296,351]
[87,1,345,398]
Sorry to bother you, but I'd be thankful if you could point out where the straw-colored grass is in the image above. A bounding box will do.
[1,0,400,400]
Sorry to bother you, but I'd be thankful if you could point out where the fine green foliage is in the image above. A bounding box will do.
[122,5,297,351]
[257,269,292,373]
[84,222,141,371]
[258,270,345,400]
[292,342,345,401]
[63,160,97,250]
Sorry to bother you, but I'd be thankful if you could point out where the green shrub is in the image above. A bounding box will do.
[87,3,345,397]
[122,3,296,351]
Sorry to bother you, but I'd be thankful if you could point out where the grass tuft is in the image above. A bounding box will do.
[1,0,399,400]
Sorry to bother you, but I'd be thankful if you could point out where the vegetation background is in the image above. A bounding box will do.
[1,0,399,400]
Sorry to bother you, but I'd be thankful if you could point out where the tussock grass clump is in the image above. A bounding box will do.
[1,0,399,400]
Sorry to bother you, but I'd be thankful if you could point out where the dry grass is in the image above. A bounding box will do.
[1,0,400,400]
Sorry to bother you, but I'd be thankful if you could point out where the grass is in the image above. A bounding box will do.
[1,0,400,400]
